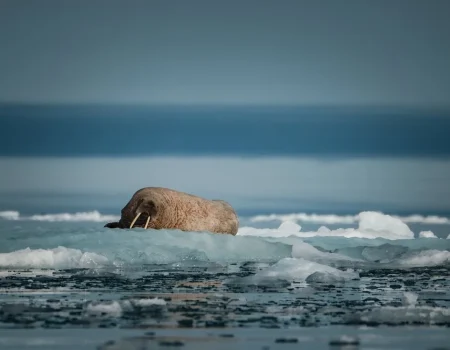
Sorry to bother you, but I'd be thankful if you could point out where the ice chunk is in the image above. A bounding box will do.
[402,292,418,307]
[291,241,361,264]
[29,211,119,222]
[249,212,450,225]
[361,243,408,263]
[0,211,20,220]
[84,298,167,320]
[0,247,109,269]
[278,221,301,232]
[398,214,450,224]
[239,211,414,240]
[357,211,413,239]
[131,298,167,306]
[250,213,357,224]
[305,271,346,284]
[419,231,437,238]
[317,226,331,233]
[85,301,122,318]
[256,258,359,282]
[397,249,450,267]
[0,229,293,267]
[0,210,119,222]
[238,222,302,237]
[224,275,291,289]
[329,335,360,346]
[349,306,450,325]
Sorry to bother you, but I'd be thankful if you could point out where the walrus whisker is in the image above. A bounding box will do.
[129,212,142,229]
[144,216,151,229]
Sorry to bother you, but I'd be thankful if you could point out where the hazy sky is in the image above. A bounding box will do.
[1,0,450,106]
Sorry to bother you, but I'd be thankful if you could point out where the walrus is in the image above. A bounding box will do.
[104,187,239,235]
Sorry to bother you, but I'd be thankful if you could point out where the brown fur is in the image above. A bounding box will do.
[104,187,239,235]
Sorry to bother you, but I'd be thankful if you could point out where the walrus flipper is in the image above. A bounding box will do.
[104,222,121,228]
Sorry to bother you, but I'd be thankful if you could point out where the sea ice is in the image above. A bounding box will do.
[349,306,450,325]
[250,213,357,224]
[278,221,302,232]
[291,241,361,264]
[402,292,419,307]
[360,243,408,263]
[0,210,119,222]
[255,257,359,282]
[357,211,413,239]
[397,249,450,267]
[305,271,347,283]
[419,231,438,238]
[249,212,450,225]
[29,211,119,222]
[0,246,109,269]
[0,211,20,220]
[85,301,122,318]
[239,211,414,240]
[131,298,167,307]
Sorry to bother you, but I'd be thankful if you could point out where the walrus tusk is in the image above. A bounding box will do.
[129,212,142,229]
[144,216,151,229]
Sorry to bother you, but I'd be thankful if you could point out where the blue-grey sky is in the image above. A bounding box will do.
[1,0,450,106]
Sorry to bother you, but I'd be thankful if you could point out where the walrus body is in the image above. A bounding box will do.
[104,187,239,235]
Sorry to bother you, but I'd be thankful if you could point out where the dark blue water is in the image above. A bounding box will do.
[1,104,450,157]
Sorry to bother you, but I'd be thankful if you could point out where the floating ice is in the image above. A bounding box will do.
[305,271,347,283]
[85,301,122,318]
[256,257,359,282]
[357,211,413,238]
[249,212,450,225]
[4,209,449,226]
[399,215,450,224]
[291,241,361,265]
[29,211,119,222]
[397,249,450,267]
[419,231,438,239]
[0,246,109,269]
[0,229,293,268]
[238,221,301,237]
[278,221,302,232]
[360,244,408,263]
[239,211,414,240]
[0,210,119,222]
[250,213,357,224]
[0,211,20,220]
[131,298,167,307]
[349,306,450,325]
[84,298,167,320]
[329,335,360,346]
[225,257,358,289]
[0,211,449,271]
[402,292,419,307]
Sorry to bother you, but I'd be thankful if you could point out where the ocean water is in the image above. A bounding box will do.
[1,203,449,349]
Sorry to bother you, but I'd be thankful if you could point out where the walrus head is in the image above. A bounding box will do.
[125,197,158,229]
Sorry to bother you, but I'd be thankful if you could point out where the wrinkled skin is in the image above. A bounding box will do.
[105,187,239,235]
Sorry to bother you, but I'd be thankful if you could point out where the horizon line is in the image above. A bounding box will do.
[1,101,450,112]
